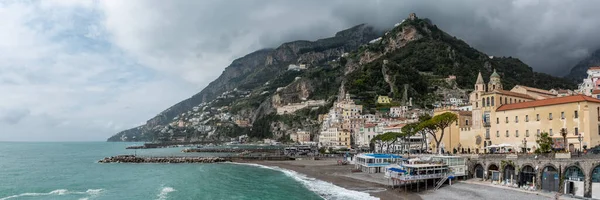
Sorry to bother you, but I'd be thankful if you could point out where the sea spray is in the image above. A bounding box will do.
[230,163,379,200]
[156,187,176,200]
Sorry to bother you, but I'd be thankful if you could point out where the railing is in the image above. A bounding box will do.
[435,176,449,190]
[388,172,446,181]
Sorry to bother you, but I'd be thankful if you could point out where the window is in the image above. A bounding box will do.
[561,112,565,119]
[549,113,553,120]
[476,102,478,108]
[466,120,469,126]
[496,131,500,137]
[549,129,553,136]
[537,129,540,137]
[536,114,540,121]
[526,130,530,137]
[496,117,499,124]
[506,130,509,137]
[510,98,513,104]
[491,97,495,106]
[486,97,490,107]
[505,117,509,123]
[515,116,519,123]
[482,98,485,107]
[525,115,529,122]
[574,110,578,119]
[500,98,503,104]
[485,129,490,139]
[575,127,579,135]
[504,97,507,104]
[516,130,519,137]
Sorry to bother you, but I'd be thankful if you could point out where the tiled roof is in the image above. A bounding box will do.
[589,66,600,71]
[385,124,406,129]
[514,85,555,96]
[497,95,600,111]
[491,90,536,100]
[364,123,377,128]
[593,90,600,95]
[458,111,472,116]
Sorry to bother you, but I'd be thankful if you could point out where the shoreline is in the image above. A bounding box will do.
[237,159,420,200]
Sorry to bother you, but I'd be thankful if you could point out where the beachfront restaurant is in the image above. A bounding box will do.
[354,153,403,173]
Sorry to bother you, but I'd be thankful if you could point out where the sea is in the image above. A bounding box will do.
[0,142,377,200]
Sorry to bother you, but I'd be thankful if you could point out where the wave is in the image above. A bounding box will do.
[0,189,104,200]
[156,187,176,200]
[230,163,379,200]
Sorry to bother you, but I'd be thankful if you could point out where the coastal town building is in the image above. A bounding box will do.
[318,127,339,147]
[338,129,351,148]
[357,123,380,147]
[377,96,392,104]
[577,66,600,96]
[290,130,311,143]
[438,68,600,154]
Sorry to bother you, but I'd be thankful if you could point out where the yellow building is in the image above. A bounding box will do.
[492,95,600,152]
[377,96,392,104]
[433,108,473,153]
[338,129,351,148]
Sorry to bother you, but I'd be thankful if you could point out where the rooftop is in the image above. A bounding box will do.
[360,153,402,159]
[497,95,600,111]
[589,66,600,71]
[513,85,555,96]
[487,89,536,100]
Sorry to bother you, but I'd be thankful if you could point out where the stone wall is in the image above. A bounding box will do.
[465,154,600,198]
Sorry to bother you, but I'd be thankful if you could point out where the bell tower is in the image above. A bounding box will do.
[488,69,503,91]
[475,71,486,92]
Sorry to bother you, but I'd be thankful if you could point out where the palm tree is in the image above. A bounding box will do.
[560,128,568,152]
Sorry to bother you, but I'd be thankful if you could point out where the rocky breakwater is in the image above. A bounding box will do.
[181,148,280,153]
[98,155,229,163]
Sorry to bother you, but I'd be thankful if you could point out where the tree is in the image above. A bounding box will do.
[371,134,385,153]
[401,123,419,154]
[381,132,402,153]
[560,128,568,152]
[535,132,554,154]
[419,112,458,154]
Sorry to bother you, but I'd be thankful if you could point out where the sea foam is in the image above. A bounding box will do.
[156,187,176,200]
[231,163,380,200]
[0,189,104,200]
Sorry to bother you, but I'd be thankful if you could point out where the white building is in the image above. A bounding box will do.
[318,128,339,147]
[577,67,600,97]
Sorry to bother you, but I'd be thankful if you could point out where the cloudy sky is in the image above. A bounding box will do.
[1,0,599,141]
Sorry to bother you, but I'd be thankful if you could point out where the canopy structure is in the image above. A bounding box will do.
[388,168,406,173]
[498,143,513,148]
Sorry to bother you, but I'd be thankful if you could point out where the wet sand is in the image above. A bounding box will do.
[242,159,421,200]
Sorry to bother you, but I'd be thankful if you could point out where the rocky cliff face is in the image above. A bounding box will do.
[108,24,379,142]
[566,48,600,81]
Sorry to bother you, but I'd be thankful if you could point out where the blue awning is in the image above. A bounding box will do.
[388,168,406,173]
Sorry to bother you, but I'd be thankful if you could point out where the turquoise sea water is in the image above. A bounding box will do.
[0,142,376,200]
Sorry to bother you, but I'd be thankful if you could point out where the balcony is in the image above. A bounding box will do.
[483,122,491,127]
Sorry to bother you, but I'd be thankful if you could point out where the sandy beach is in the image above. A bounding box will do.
[242,159,420,200]
[243,159,575,200]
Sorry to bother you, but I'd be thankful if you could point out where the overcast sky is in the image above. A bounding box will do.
[1,0,599,141]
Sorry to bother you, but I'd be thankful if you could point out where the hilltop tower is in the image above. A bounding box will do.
[488,69,503,91]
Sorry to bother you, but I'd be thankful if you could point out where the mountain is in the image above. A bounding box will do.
[566,48,600,81]
[108,24,380,142]
[108,13,576,142]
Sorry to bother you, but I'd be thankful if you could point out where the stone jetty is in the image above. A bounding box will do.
[98,155,229,163]
[181,148,280,153]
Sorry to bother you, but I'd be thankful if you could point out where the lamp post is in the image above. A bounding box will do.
[522,138,527,154]
[578,134,582,157]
